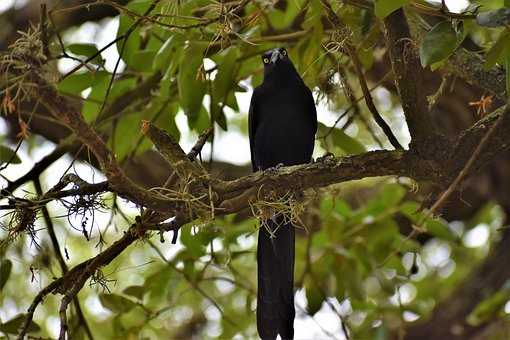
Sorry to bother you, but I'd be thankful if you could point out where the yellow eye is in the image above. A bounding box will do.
[263,57,270,64]
[281,50,287,56]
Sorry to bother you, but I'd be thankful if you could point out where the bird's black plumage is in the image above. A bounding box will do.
[249,48,317,340]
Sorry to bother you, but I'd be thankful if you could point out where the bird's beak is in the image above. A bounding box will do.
[270,50,281,64]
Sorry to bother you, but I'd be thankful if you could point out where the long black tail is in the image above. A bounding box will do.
[257,218,295,340]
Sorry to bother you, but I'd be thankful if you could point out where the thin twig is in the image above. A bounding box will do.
[60,35,125,80]
[148,241,237,326]
[1,142,70,197]
[320,0,402,149]
[17,278,64,339]
[188,127,213,160]
[34,178,95,340]
[94,0,162,123]
[39,4,50,58]
[348,47,403,149]
[429,108,507,214]
[320,71,392,140]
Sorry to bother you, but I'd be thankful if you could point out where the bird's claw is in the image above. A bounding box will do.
[265,163,284,174]
[315,152,335,163]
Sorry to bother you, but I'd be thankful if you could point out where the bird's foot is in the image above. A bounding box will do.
[265,163,285,174]
[315,152,335,163]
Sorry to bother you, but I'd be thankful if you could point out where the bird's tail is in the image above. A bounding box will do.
[257,217,295,340]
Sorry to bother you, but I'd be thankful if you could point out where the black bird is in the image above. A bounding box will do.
[249,47,317,339]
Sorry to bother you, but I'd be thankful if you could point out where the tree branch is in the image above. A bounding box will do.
[383,10,437,152]
[430,106,509,214]
[4,17,510,339]
[1,141,70,196]
[141,121,206,181]
[33,73,182,213]
[405,206,510,340]
[320,0,403,150]
[33,178,94,340]
[447,48,506,101]
[214,150,432,213]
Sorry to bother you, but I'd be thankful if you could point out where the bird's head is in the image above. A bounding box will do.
[261,47,294,78]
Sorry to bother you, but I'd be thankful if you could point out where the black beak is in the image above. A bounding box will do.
[270,50,282,64]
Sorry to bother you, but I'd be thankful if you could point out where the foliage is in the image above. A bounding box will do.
[1,0,510,339]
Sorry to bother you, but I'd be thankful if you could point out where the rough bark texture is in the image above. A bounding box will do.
[2,1,510,339]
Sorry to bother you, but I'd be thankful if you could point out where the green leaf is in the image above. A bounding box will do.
[67,43,104,65]
[153,34,183,72]
[342,259,365,300]
[178,44,206,121]
[145,266,175,307]
[187,105,210,132]
[109,112,144,160]
[473,0,505,11]
[119,306,147,330]
[467,288,510,326]
[209,48,239,130]
[123,285,145,300]
[81,71,109,122]
[506,52,510,99]
[99,293,137,314]
[374,269,395,294]
[267,0,305,30]
[212,48,239,103]
[0,259,12,290]
[361,183,406,217]
[154,37,175,72]
[153,102,180,142]
[400,202,457,241]
[317,122,366,155]
[211,103,228,130]
[0,145,21,164]
[130,49,157,72]
[305,277,323,315]
[159,52,181,99]
[0,314,40,334]
[225,91,239,111]
[116,0,152,65]
[82,74,136,122]
[358,47,374,70]
[303,0,324,32]
[374,0,410,18]
[57,72,95,95]
[419,21,460,67]
[180,224,206,258]
[484,29,510,70]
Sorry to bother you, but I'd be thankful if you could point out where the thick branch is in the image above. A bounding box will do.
[430,106,509,214]
[35,75,180,213]
[405,15,506,101]
[383,10,437,150]
[141,121,206,180]
[14,85,510,340]
[215,150,435,213]
[447,48,506,101]
[453,105,510,174]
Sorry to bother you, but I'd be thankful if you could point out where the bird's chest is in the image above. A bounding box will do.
[257,89,309,127]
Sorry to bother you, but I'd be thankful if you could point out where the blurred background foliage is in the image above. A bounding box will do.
[1,0,510,339]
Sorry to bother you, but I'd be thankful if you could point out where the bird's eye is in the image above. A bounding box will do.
[263,58,270,64]
[281,50,287,56]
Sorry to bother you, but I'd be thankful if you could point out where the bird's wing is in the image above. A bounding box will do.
[248,88,259,172]
[306,86,318,134]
